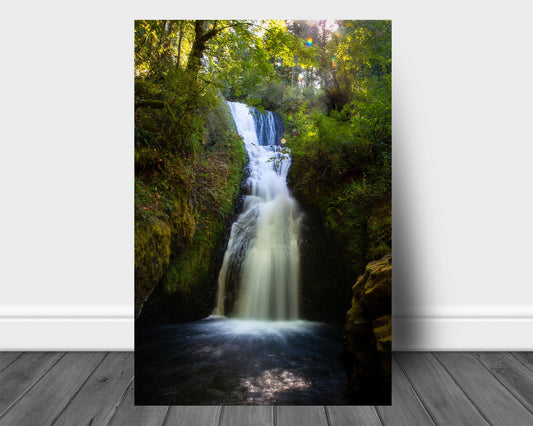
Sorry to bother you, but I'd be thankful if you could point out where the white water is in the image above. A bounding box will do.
[215,102,303,320]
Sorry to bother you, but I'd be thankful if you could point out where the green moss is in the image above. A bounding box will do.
[135,97,246,318]
[373,315,392,353]
[286,98,391,282]
[134,219,171,315]
[160,117,245,301]
[168,198,196,255]
[162,217,221,294]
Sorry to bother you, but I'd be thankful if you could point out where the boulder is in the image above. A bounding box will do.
[342,254,392,404]
[361,255,392,317]
[373,314,392,353]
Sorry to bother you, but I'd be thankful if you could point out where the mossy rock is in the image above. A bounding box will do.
[344,318,373,352]
[168,199,196,255]
[135,219,172,316]
[361,254,392,318]
[352,272,368,297]
[345,254,391,334]
[373,314,392,353]
[342,254,392,402]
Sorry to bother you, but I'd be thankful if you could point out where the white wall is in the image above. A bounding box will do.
[1,0,532,350]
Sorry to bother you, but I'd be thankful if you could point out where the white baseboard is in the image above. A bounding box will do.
[1,315,532,351]
[0,318,133,351]
[393,317,533,351]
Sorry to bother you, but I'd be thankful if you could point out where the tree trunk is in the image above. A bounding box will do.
[186,20,207,73]
[186,20,221,74]
[177,22,183,68]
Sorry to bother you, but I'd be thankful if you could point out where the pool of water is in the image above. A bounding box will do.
[135,316,355,405]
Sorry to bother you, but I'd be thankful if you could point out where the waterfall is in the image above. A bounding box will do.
[215,102,302,320]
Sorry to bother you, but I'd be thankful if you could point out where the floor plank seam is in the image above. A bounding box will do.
[393,353,438,426]
[0,352,67,421]
[105,376,134,426]
[373,405,384,425]
[509,352,533,375]
[161,406,172,426]
[218,405,225,426]
[473,352,533,418]
[3,352,530,425]
[50,352,110,426]
[0,352,23,375]
[430,353,492,426]
[323,405,331,426]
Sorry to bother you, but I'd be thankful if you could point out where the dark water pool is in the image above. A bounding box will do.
[135,316,356,405]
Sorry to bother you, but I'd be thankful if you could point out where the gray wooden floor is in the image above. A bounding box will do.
[0,353,532,425]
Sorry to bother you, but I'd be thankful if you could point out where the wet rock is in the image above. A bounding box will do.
[361,255,392,317]
[373,314,392,353]
[342,254,392,404]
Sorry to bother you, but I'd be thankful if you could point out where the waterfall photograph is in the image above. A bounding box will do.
[135,20,391,405]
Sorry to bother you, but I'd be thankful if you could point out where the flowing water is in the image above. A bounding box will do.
[216,101,301,320]
[135,318,353,405]
[135,102,354,405]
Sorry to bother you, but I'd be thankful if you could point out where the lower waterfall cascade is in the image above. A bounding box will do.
[215,101,303,320]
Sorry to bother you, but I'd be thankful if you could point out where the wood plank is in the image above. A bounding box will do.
[512,352,533,374]
[166,406,221,426]
[434,352,533,424]
[473,352,533,414]
[395,352,488,425]
[377,356,435,425]
[220,406,272,426]
[327,406,381,426]
[1,351,531,426]
[0,352,22,373]
[0,352,104,426]
[108,381,169,426]
[0,352,64,417]
[52,352,133,426]
[277,406,328,426]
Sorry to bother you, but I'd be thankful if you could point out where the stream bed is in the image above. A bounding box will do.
[135,317,355,405]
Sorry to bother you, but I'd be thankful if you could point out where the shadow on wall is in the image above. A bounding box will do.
[391,91,428,351]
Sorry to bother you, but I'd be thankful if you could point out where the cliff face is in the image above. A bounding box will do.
[296,204,354,323]
[287,142,391,324]
[135,100,246,321]
[135,219,172,315]
[135,197,197,317]
[342,254,392,404]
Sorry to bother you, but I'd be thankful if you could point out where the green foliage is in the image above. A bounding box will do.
[134,20,301,158]
[159,126,246,296]
[245,78,288,111]
[286,20,392,276]
[134,69,215,160]
[134,66,247,309]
